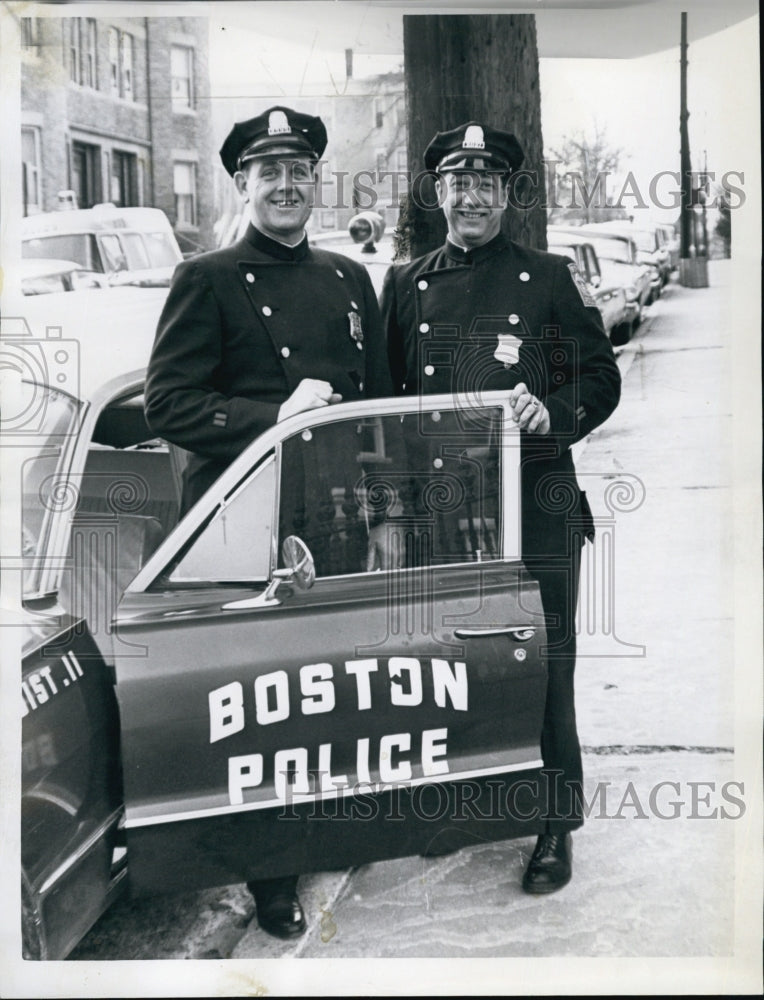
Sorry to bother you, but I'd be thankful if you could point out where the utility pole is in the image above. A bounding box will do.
[679,10,708,287]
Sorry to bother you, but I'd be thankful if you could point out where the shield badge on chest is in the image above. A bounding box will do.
[494,332,522,366]
[348,311,364,350]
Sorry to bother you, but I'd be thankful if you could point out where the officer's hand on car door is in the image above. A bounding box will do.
[278,378,343,421]
[509,382,551,435]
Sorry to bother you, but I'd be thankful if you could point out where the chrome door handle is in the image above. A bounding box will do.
[453,626,536,641]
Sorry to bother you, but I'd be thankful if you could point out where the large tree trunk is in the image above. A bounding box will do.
[400,14,546,260]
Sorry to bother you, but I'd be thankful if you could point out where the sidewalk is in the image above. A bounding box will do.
[231,261,759,987]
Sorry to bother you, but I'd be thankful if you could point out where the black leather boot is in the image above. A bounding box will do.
[247,875,306,939]
[522,832,572,894]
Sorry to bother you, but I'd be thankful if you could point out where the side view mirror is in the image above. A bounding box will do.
[221,536,315,610]
[281,535,315,590]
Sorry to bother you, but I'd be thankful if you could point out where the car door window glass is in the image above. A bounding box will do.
[169,455,276,583]
[278,406,504,578]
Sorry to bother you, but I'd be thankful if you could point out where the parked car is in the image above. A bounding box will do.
[573,222,662,302]
[546,232,633,346]
[11,288,549,958]
[588,219,672,287]
[549,224,655,326]
[22,205,184,288]
[17,258,109,296]
[656,223,680,271]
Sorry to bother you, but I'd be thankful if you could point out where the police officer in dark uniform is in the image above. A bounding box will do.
[381,121,621,893]
[145,105,393,938]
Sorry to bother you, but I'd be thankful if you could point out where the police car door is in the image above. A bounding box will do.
[114,392,547,897]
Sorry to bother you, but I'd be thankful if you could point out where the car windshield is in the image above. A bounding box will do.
[121,232,152,270]
[587,237,632,264]
[143,231,182,268]
[22,234,101,271]
[21,383,83,598]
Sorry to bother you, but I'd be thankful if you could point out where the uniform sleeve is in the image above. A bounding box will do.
[543,257,621,448]
[144,258,280,463]
[380,264,407,395]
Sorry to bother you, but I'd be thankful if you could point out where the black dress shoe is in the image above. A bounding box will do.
[522,832,572,894]
[248,876,307,939]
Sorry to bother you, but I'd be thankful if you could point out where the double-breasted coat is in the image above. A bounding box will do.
[381,232,622,830]
[145,224,393,514]
[381,232,622,566]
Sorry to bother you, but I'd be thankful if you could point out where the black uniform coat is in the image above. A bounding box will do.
[381,232,622,568]
[145,224,393,510]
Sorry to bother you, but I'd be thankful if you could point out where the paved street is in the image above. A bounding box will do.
[68,260,760,994]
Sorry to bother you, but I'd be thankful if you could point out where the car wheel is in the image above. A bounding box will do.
[22,872,46,960]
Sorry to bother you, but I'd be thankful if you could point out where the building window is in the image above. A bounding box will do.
[109,28,134,100]
[174,162,197,227]
[21,126,42,215]
[68,19,81,83]
[111,151,139,207]
[171,46,195,111]
[121,33,133,100]
[21,17,41,50]
[71,141,101,209]
[67,19,97,88]
[83,19,97,88]
[319,209,336,229]
[109,28,120,96]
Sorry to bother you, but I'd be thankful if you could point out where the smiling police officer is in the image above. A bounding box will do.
[145,106,393,939]
[381,121,621,894]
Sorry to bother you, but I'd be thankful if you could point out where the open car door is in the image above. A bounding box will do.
[114,392,548,896]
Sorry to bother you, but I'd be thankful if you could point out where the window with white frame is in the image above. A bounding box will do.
[121,33,133,100]
[174,162,197,227]
[21,17,41,50]
[68,19,97,88]
[171,46,195,111]
[83,19,97,88]
[108,28,120,96]
[21,126,42,215]
[68,19,81,83]
[109,28,134,100]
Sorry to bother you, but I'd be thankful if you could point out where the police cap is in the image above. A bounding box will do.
[424,121,524,174]
[220,106,328,176]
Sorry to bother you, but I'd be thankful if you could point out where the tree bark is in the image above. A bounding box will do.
[401,14,546,260]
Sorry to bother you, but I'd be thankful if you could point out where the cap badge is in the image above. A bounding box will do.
[463,125,485,150]
[268,110,291,136]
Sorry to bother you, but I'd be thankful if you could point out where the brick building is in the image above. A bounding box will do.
[213,70,406,244]
[20,13,215,254]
